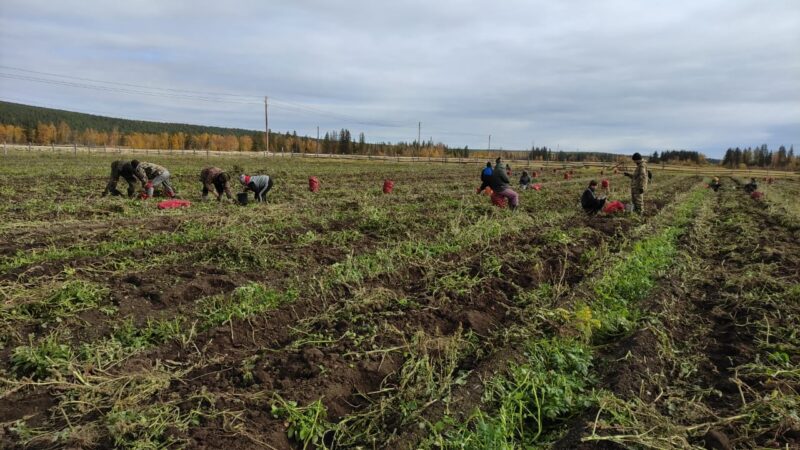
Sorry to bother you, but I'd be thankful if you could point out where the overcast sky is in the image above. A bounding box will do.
[1,0,798,157]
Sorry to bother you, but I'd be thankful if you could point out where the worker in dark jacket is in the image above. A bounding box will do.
[581,180,606,215]
[519,170,531,190]
[102,160,143,197]
[200,167,233,201]
[477,162,493,193]
[743,177,758,193]
[709,177,722,192]
[490,158,519,210]
[239,174,273,202]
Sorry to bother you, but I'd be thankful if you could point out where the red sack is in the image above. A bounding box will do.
[383,179,394,194]
[563,172,571,180]
[603,200,625,214]
[532,184,542,191]
[532,171,538,178]
[157,199,191,210]
[751,191,764,200]
[490,192,507,208]
[601,179,609,189]
[308,176,320,192]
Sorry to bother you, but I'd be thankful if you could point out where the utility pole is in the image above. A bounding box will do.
[417,121,421,161]
[316,126,319,157]
[264,96,269,157]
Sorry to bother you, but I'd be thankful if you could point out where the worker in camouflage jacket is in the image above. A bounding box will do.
[102,160,143,198]
[132,160,176,198]
[623,153,648,213]
[199,167,233,201]
[239,174,273,202]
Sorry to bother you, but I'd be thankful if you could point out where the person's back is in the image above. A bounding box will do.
[136,162,167,179]
[103,160,139,197]
[488,158,518,210]
[490,162,511,192]
[113,160,135,178]
[481,165,493,183]
[240,174,273,202]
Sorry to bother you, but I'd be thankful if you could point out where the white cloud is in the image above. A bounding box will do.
[0,0,798,157]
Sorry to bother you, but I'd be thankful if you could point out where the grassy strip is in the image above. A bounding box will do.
[584,186,800,449]
[7,282,296,379]
[418,186,710,448]
[0,220,217,272]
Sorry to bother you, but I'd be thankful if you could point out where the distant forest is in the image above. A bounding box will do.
[720,145,797,169]
[3,101,770,167]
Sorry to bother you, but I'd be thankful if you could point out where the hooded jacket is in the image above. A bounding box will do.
[489,163,511,192]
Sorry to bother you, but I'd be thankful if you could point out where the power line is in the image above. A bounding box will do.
[0,73,261,105]
[0,65,526,148]
[0,65,260,99]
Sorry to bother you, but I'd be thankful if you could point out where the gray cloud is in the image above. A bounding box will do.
[1,0,798,156]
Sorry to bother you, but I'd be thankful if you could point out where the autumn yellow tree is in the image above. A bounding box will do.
[35,122,57,145]
[169,132,186,150]
[56,121,72,144]
[238,135,253,152]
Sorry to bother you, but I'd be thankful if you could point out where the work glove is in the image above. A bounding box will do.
[145,181,154,190]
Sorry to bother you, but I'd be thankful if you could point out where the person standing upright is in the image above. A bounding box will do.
[623,153,648,214]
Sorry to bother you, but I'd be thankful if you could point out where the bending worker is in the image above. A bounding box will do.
[132,160,176,198]
[102,160,140,198]
[239,174,273,202]
[200,167,233,201]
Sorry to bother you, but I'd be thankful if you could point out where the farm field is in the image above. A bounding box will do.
[0,153,798,449]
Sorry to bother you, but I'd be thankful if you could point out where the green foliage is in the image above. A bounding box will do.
[199,283,296,327]
[11,333,73,379]
[432,268,484,298]
[17,280,109,321]
[271,396,331,450]
[438,338,594,448]
[105,404,200,449]
[592,188,706,338]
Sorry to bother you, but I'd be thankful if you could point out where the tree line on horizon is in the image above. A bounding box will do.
[5,100,778,167]
[720,144,797,170]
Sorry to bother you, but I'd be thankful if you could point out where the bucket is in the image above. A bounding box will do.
[383,179,394,194]
[601,179,609,189]
[237,192,249,205]
[309,176,320,192]
[490,192,508,208]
